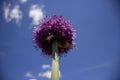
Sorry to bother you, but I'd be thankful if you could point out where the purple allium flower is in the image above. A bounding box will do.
[33,15,76,56]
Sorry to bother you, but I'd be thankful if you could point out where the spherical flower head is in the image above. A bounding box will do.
[33,15,76,56]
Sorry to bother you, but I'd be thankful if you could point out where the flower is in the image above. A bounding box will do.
[33,15,76,56]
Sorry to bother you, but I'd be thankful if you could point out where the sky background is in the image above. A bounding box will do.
[0,0,120,80]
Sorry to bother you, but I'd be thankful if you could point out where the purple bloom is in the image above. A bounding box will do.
[33,15,76,56]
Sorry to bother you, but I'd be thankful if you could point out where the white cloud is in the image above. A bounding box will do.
[38,70,61,79]
[38,70,51,79]
[29,79,37,80]
[24,72,34,78]
[3,3,22,24]
[20,0,27,4]
[39,64,61,79]
[9,5,22,24]
[3,3,11,22]
[3,3,44,26]
[24,64,61,80]
[29,4,44,25]
[42,64,51,69]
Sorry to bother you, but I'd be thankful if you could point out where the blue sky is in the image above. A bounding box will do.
[0,0,120,80]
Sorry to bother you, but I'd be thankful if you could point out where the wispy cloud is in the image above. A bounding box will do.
[42,64,51,69]
[3,2,45,26]
[9,5,22,24]
[24,72,38,80]
[29,4,44,25]
[80,63,111,73]
[3,3,10,22]
[38,70,51,79]
[20,0,27,4]
[24,64,61,80]
[39,64,61,79]
[24,72,34,78]
[39,64,52,79]
[62,63,111,79]
[3,3,22,24]
[38,70,61,79]
[29,79,37,80]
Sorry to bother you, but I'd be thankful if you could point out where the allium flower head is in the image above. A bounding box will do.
[33,15,76,56]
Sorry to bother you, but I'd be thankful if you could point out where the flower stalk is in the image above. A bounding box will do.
[51,40,59,80]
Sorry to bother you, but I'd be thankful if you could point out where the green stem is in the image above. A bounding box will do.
[51,40,59,80]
